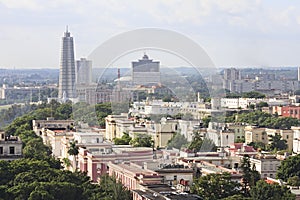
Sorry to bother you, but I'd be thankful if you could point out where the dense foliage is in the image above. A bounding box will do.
[250,180,295,200]
[277,154,300,181]
[226,110,299,129]
[113,133,132,145]
[191,173,241,200]
[167,132,188,149]
[130,133,154,148]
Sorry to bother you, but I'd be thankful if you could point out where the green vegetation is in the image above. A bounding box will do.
[240,155,260,196]
[130,133,154,148]
[167,132,188,149]
[226,111,299,129]
[192,155,295,200]
[0,101,131,200]
[250,180,295,200]
[268,133,287,151]
[191,173,241,200]
[242,91,266,99]
[277,154,300,181]
[113,133,132,145]
[225,91,266,99]
[287,176,300,187]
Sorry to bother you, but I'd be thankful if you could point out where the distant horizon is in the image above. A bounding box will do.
[0,66,299,70]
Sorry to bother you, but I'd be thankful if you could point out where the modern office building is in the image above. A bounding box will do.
[132,54,160,85]
[58,27,76,99]
[76,58,92,85]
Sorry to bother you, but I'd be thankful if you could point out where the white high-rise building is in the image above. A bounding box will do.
[58,27,76,99]
[76,58,92,85]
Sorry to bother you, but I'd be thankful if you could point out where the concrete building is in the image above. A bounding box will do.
[32,118,75,136]
[0,132,22,161]
[105,114,130,140]
[244,126,268,145]
[292,126,300,154]
[108,162,163,190]
[58,27,76,99]
[206,122,235,147]
[84,146,154,182]
[224,68,241,81]
[250,154,281,179]
[132,54,160,86]
[76,58,92,85]
[281,105,300,119]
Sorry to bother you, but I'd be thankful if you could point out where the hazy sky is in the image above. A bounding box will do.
[1,0,300,68]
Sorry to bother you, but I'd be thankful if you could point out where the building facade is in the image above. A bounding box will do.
[132,54,160,86]
[76,58,92,85]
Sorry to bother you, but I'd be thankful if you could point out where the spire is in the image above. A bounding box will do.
[64,26,70,37]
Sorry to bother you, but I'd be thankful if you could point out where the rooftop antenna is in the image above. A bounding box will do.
[66,25,68,32]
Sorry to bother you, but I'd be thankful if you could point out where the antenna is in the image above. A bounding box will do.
[66,25,68,32]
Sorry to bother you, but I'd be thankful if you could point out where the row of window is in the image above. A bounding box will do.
[0,146,15,155]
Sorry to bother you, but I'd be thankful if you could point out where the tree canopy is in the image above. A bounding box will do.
[250,180,295,200]
[277,154,300,181]
[167,132,188,149]
[226,110,299,129]
[191,173,241,200]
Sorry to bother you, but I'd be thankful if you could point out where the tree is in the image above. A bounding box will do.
[248,141,266,151]
[68,141,79,171]
[250,180,295,200]
[188,131,216,152]
[23,138,51,159]
[240,155,260,196]
[242,91,266,99]
[256,102,269,109]
[167,132,188,149]
[130,134,154,148]
[191,173,241,200]
[287,176,300,186]
[267,133,287,151]
[113,133,132,145]
[99,174,132,200]
[277,154,300,181]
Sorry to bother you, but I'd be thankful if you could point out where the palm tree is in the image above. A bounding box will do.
[68,141,79,171]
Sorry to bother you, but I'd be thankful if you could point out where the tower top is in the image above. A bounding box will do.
[142,53,149,60]
[64,26,70,37]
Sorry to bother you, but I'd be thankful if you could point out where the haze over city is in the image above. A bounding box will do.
[1,0,300,68]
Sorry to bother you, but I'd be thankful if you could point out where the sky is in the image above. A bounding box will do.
[1,0,300,69]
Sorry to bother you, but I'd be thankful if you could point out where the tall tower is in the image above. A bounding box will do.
[58,27,76,99]
[76,58,92,85]
[298,67,300,82]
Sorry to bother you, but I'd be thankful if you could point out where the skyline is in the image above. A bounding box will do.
[1,0,300,68]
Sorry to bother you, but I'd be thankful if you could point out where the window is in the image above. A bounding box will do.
[0,147,3,154]
[9,146,15,154]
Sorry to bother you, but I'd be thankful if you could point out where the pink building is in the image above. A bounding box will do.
[108,162,163,190]
[78,146,154,182]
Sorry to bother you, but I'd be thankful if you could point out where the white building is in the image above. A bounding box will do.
[249,154,281,179]
[76,58,92,85]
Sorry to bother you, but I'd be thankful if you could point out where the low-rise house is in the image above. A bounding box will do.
[244,126,268,145]
[0,132,22,161]
[249,154,281,179]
